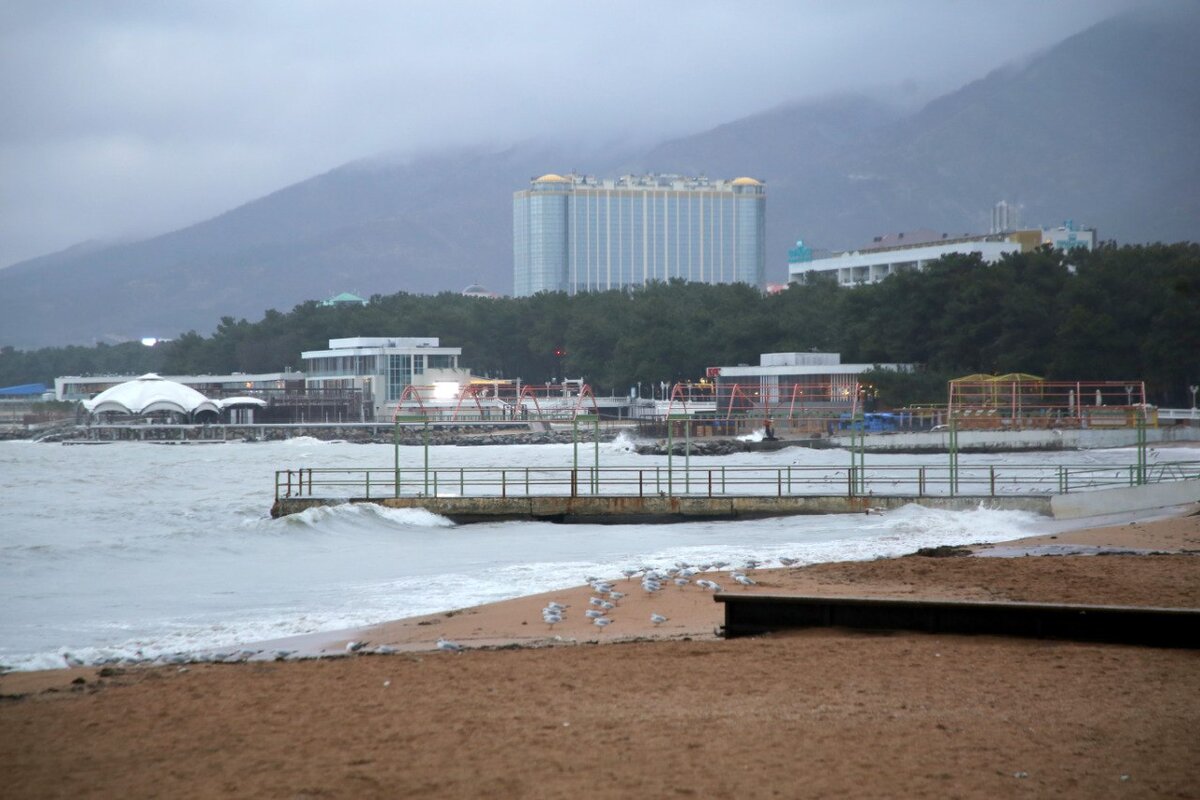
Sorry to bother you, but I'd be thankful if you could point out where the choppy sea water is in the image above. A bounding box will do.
[1,436,1191,671]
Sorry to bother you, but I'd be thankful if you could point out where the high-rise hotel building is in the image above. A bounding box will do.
[513,173,765,296]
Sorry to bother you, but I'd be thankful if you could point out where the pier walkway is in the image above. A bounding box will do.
[270,462,1200,523]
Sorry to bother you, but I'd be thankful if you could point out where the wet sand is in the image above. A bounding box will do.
[3,508,1199,798]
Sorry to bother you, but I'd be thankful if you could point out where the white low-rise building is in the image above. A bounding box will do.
[789,222,1096,287]
[301,337,471,420]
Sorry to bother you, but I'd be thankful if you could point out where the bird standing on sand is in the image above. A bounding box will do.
[585,609,607,620]
[436,637,463,653]
[734,574,756,588]
[650,613,668,626]
[593,617,613,629]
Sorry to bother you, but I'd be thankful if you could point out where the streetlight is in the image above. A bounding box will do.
[1190,384,1198,413]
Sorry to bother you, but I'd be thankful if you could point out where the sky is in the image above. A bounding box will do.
[0,0,1137,269]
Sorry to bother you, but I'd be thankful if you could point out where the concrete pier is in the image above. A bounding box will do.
[270,493,1052,524]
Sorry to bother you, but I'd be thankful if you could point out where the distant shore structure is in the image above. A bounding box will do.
[788,219,1096,287]
[513,173,766,297]
[462,283,501,298]
[321,292,368,307]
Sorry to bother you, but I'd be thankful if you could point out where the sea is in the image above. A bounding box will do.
[2,435,1192,671]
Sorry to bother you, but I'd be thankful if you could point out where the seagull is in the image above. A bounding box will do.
[585,609,607,619]
[436,637,463,653]
[778,557,798,567]
[650,613,668,626]
[346,640,368,652]
[589,597,606,608]
[543,613,562,628]
[593,617,614,629]
[621,569,639,579]
[600,601,616,611]
[734,574,757,588]
[609,591,625,603]
[592,582,614,593]
[674,577,690,589]
[546,601,568,613]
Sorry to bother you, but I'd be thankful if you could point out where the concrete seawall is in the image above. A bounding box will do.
[824,426,1199,453]
[271,493,1053,524]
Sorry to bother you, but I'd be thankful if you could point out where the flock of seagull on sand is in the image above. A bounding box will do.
[435,557,802,654]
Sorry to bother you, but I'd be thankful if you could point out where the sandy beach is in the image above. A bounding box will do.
[3,507,1198,798]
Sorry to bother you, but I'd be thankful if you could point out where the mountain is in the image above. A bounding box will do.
[2,5,1197,349]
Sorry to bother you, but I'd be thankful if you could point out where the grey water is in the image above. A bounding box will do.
[2,436,1186,671]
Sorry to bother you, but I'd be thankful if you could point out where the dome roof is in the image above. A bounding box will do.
[534,173,569,183]
[83,374,219,417]
[731,177,762,186]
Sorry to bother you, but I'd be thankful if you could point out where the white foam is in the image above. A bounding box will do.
[279,435,328,446]
[283,502,455,529]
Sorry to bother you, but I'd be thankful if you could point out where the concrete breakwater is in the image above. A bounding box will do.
[271,493,1054,524]
[26,422,623,446]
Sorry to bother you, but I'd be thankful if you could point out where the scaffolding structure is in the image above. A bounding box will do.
[947,375,1154,430]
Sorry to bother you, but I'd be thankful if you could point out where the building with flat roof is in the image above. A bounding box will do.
[514,173,766,296]
[710,352,911,411]
[301,337,471,420]
[788,221,1096,287]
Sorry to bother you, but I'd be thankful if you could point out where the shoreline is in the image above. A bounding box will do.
[6,503,1196,693]
[4,506,1198,798]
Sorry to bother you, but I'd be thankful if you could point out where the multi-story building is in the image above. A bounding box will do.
[301,337,471,420]
[513,173,766,296]
[788,222,1096,287]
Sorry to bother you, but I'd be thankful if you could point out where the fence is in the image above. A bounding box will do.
[275,460,1200,502]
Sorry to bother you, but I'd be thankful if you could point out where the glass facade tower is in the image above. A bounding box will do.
[514,173,766,296]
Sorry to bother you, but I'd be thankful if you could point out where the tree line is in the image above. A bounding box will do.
[2,242,1196,408]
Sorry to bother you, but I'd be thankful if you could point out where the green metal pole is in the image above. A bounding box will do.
[1136,408,1147,485]
[685,418,691,495]
[593,416,600,494]
[394,421,400,498]
[949,417,958,496]
[667,419,674,497]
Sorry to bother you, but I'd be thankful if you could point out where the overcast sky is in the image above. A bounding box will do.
[0,0,1137,269]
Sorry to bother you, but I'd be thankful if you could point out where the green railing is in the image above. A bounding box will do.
[274,461,1200,501]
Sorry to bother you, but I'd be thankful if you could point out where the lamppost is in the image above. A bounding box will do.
[1190,385,1198,416]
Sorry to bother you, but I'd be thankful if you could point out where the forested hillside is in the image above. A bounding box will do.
[3,6,1198,349]
[3,243,1196,408]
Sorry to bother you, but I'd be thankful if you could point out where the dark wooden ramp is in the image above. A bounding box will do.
[716,594,1200,648]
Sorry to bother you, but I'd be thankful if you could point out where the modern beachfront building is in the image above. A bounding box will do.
[709,352,911,413]
[513,173,766,296]
[300,337,471,420]
[788,221,1096,287]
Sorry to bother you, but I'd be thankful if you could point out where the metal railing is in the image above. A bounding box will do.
[274,460,1200,501]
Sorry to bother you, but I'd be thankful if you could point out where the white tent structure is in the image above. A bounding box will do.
[82,373,220,418]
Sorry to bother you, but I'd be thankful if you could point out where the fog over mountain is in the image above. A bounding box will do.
[1,3,1196,349]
